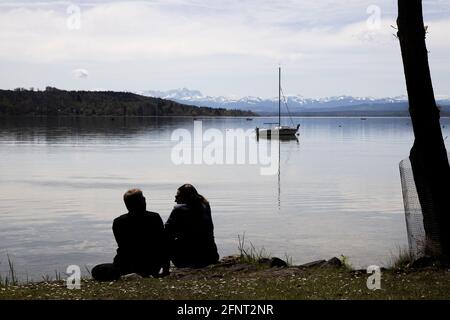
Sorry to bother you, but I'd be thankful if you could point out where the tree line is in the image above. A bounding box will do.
[0,87,255,117]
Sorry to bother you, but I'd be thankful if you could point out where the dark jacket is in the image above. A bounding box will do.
[165,202,219,268]
[112,210,169,276]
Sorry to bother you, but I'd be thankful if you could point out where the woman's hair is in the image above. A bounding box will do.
[177,184,208,207]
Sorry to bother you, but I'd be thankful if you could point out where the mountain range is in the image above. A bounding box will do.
[140,88,450,116]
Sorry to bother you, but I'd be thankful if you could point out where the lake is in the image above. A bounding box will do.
[1,116,449,280]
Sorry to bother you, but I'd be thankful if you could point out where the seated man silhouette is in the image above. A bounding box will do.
[92,189,169,281]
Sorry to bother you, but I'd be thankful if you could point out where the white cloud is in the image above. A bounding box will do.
[72,68,89,78]
[0,2,401,63]
[0,0,449,97]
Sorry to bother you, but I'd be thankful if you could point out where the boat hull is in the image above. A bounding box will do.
[258,129,298,136]
[256,125,300,139]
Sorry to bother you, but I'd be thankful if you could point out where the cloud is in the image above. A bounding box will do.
[72,68,89,79]
[0,1,404,63]
[0,0,449,97]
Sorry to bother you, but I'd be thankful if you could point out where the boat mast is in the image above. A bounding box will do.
[278,67,281,127]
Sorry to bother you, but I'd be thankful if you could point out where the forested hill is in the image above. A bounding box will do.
[0,88,255,117]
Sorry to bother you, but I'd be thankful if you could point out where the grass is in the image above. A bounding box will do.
[236,233,293,267]
[0,256,88,288]
[237,233,272,265]
[2,239,450,300]
[340,255,353,271]
[2,263,450,300]
[0,254,19,287]
[389,247,414,270]
[284,253,293,267]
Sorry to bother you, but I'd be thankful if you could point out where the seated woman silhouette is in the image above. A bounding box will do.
[165,184,219,268]
[91,189,169,281]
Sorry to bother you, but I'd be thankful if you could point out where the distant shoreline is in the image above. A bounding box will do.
[257,112,450,117]
[0,88,255,117]
[2,115,450,119]
[3,88,450,118]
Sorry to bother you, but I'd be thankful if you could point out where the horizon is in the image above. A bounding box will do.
[3,86,450,102]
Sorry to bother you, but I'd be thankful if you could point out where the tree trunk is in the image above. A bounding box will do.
[397,0,450,259]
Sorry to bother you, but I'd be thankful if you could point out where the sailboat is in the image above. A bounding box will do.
[256,67,300,139]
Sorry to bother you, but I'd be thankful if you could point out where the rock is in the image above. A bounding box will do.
[227,264,257,272]
[409,256,437,269]
[351,269,366,276]
[120,273,142,281]
[270,257,288,268]
[257,258,271,266]
[325,257,343,267]
[257,257,287,268]
[219,255,241,267]
[220,255,241,264]
[298,260,327,268]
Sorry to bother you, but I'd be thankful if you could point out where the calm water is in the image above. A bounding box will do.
[2,116,449,280]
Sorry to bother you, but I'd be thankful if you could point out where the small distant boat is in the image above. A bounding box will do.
[246,118,253,121]
[360,117,367,120]
[256,67,300,139]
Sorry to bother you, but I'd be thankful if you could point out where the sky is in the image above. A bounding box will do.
[0,0,449,99]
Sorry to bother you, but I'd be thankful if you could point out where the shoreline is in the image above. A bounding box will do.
[2,115,450,118]
[2,255,450,300]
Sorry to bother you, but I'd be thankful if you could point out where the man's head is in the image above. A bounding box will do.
[123,188,146,213]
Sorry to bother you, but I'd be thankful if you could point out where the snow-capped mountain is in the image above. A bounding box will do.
[140,88,450,115]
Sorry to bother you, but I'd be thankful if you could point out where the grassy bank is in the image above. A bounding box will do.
[1,257,450,300]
